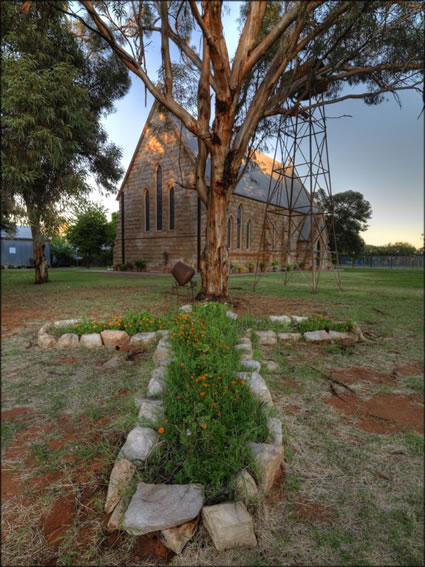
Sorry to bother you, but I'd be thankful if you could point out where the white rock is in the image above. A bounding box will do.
[152,338,171,364]
[160,519,198,554]
[105,458,136,514]
[129,332,157,346]
[303,330,332,343]
[263,360,279,372]
[235,470,258,503]
[107,497,128,532]
[241,360,261,371]
[239,372,273,406]
[101,330,130,347]
[179,304,192,313]
[137,399,165,425]
[102,355,121,368]
[147,367,167,397]
[201,501,257,551]
[248,442,284,491]
[278,332,302,343]
[291,315,308,324]
[56,333,79,348]
[269,315,291,324]
[38,323,53,336]
[157,330,170,338]
[241,352,253,361]
[123,483,204,535]
[119,427,158,461]
[80,333,103,347]
[38,334,56,348]
[235,343,252,352]
[255,330,277,345]
[157,357,172,367]
[267,417,283,445]
[53,319,81,328]
[226,311,238,320]
[328,330,357,345]
[239,338,252,346]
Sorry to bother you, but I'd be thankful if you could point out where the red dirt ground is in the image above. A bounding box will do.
[295,496,337,525]
[1,409,124,561]
[331,366,396,385]
[324,391,424,434]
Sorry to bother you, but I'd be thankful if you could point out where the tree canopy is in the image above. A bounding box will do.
[317,189,372,258]
[66,203,113,266]
[1,0,130,282]
[63,1,423,296]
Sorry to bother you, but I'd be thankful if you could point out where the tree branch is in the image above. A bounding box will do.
[158,1,173,98]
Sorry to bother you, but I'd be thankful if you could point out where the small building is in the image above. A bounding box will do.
[1,226,51,267]
[113,102,327,271]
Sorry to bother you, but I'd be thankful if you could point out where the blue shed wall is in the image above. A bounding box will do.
[1,239,51,266]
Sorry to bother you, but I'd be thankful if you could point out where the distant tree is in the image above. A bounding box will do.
[66,204,110,267]
[106,211,119,247]
[1,1,130,283]
[417,234,424,255]
[50,236,76,267]
[317,189,372,258]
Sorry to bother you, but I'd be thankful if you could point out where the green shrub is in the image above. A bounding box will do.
[134,259,146,269]
[297,314,354,333]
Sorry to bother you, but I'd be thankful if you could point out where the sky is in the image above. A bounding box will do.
[95,1,424,249]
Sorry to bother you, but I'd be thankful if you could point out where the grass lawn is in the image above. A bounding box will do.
[1,267,424,566]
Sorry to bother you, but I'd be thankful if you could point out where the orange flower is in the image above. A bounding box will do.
[201,423,207,430]
[240,380,245,385]
[158,427,165,434]
[200,392,206,397]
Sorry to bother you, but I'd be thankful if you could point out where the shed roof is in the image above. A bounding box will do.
[1,226,33,240]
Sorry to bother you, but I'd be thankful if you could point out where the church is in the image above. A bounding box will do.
[113,102,327,271]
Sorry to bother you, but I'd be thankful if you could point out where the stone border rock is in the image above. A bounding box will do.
[102,309,283,555]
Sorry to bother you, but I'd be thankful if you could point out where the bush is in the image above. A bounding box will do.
[297,314,354,333]
[135,259,146,269]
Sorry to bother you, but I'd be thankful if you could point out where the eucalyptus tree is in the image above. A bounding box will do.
[68,0,423,297]
[1,1,129,283]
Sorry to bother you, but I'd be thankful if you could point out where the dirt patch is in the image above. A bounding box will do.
[325,391,424,434]
[295,496,336,525]
[229,294,317,317]
[1,406,33,423]
[331,366,396,385]
[280,378,301,392]
[58,357,82,365]
[394,363,423,377]
[43,495,76,548]
[283,404,301,415]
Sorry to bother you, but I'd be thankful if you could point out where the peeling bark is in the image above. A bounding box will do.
[31,222,49,284]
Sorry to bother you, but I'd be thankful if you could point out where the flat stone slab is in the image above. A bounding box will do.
[239,372,273,406]
[80,333,103,347]
[129,332,157,346]
[255,330,277,345]
[201,501,257,551]
[267,417,283,445]
[101,330,130,347]
[152,338,171,364]
[235,343,252,352]
[328,330,357,345]
[248,442,284,491]
[239,338,252,346]
[269,315,291,324]
[105,458,136,514]
[107,496,128,532]
[123,483,204,535]
[241,352,253,361]
[38,334,56,348]
[147,367,167,397]
[137,399,165,425]
[241,360,261,372]
[303,330,332,343]
[291,315,308,324]
[119,427,158,462]
[278,332,302,343]
[160,519,197,554]
[56,333,79,348]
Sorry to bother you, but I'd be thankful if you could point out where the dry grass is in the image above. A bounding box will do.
[1,268,423,566]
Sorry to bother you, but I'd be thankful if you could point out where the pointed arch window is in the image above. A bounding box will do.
[227,217,232,249]
[144,189,150,232]
[246,221,251,249]
[169,187,175,230]
[236,205,242,249]
[156,165,162,231]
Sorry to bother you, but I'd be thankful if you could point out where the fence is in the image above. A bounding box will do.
[339,255,424,268]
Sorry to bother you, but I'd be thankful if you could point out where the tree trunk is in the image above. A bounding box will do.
[31,222,49,284]
[199,188,229,299]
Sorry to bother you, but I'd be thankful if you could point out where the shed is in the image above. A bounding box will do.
[1,226,51,267]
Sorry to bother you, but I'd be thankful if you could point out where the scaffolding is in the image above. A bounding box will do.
[253,94,342,293]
